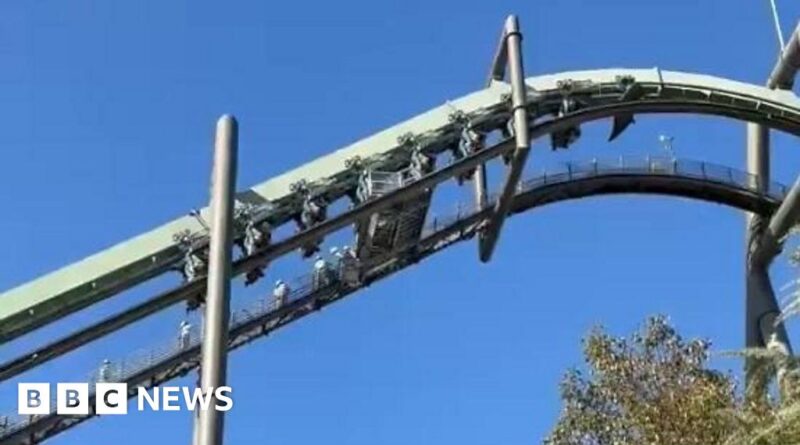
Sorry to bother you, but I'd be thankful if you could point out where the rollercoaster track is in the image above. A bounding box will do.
[1,202,488,445]
[0,156,788,444]
[0,157,785,384]
[6,68,800,343]
[511,170,784,217]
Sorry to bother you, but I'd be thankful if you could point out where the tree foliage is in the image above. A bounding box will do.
[545,316,800,445]
[545,316,736,445]
[544,232,800,445]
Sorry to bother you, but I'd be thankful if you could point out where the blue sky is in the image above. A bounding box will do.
[1,0,800,443]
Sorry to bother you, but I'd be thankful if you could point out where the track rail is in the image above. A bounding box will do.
[5,68,800,343]
[0,156,786,444]
[0,157,784,384]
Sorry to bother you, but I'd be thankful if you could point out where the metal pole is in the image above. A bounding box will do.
[751,19,800,344]
[479,15,530,262]
[196,115,238,445]
[768,21,800,89]
[473,165,488,210]
[745,123,772,349]
[505,15,530,170]
[743,23,800,390]
[192,367,202,445]
[745,123,770,235]
[744,121,792,401]
[193,395,201,444]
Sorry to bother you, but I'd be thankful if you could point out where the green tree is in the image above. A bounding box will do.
[545,232,800,445]
[545,316,737,445]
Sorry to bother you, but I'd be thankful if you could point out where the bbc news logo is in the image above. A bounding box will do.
[18,383,233,415]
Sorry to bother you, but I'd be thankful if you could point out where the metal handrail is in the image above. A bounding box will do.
[519,156,787,201]
[0,155,784,438]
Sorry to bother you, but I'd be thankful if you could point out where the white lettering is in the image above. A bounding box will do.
[182,387,213,411]
[137,387,159,411]
[162,387,181,411]
[214,387,233,412]
[19,383,50,415]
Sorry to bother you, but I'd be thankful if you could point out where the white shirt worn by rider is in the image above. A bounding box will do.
[274,283,290,298]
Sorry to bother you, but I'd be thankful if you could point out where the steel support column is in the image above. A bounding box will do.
[751,35,800,263]
[473,164,488,211]
[745,123,782,349]
[195,115,238,445]
[745,22,800,354]
[193,372,201,445]
[479,15,530,262]
[768,21,800,90]
[743,120,792,401]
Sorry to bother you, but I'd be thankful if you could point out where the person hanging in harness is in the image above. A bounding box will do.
[339,245,361,287]
[273,279,290,309]
[98,359,113,383]
[312,254,336,291]
[329,246,343,278]
[178,321,192,350]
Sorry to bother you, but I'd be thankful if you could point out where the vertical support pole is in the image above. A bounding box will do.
[745,26,800,395]
[193,409,200,445]
[745,123,772,348]
[745,122,768,398]
[506,16,531,166]
[193,369,201,445]
[196,115,238,445]
[745,124,790,347]
[478,15,530,262]
[744,122,791,399]
[745,123,769,255]
[505,15,530,172]
[473,166,488,210]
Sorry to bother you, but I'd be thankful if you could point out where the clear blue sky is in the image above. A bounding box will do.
[1,0,800,443]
